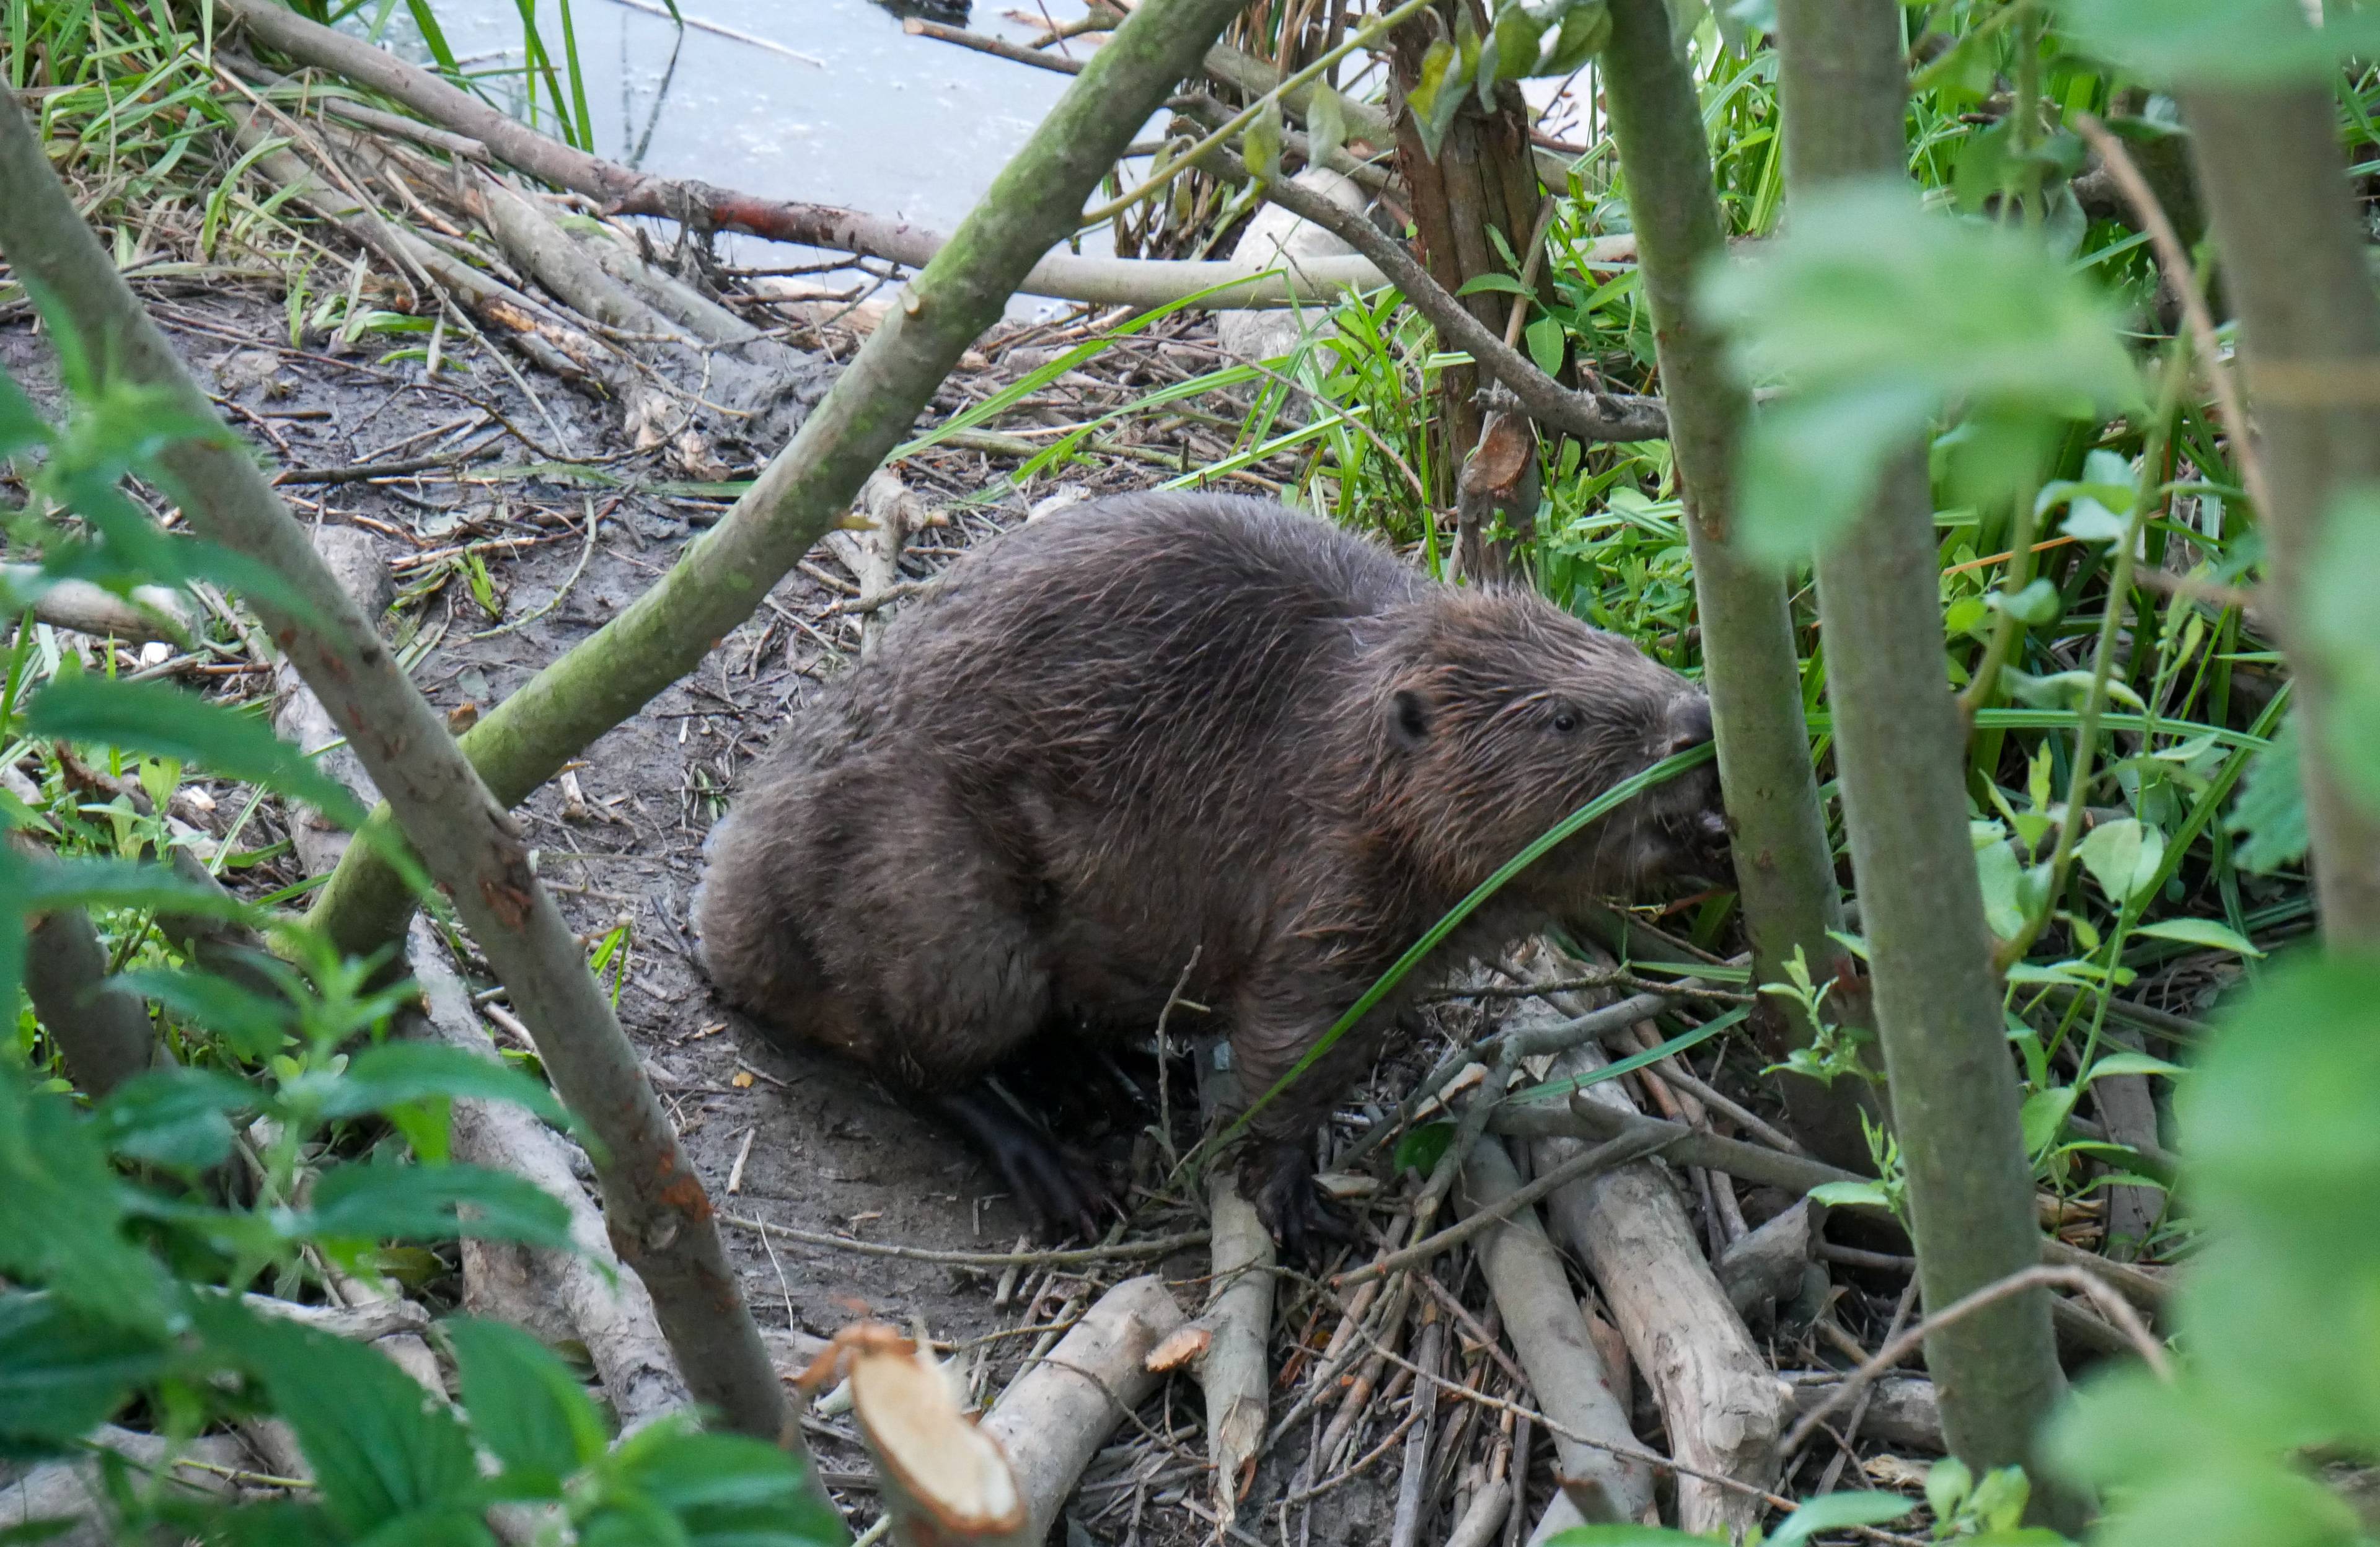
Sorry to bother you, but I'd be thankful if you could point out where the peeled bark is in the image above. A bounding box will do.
[1597,0,1872,1168]
[1773,0,2071,1517]
[979,1275,1186,1545]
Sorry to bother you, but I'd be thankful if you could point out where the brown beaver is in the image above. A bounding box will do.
[694,491,1724,1253]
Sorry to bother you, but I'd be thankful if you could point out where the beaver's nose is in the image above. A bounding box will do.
[1666,695,1714,757]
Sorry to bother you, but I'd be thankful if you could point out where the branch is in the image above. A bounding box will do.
[214,0,1378,310]
[0,88,808,1465]
[1253,169,1670,443]
[1780,1264,2172,1457]
[301,0,1261,964]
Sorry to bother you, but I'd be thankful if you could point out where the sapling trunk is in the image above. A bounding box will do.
[1772,0,2073,1517]
[2183,83,2380,945]
[1596,0,1871,1168]
[0,89,814,1473]
[301,0,1258,962]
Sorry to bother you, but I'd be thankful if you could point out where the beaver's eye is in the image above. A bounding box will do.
[1552,708,1580,734]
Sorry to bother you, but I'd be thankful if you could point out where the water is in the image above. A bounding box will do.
[390,0,1103,243]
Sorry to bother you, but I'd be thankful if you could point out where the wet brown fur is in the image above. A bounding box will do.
[694,492,1722,1228]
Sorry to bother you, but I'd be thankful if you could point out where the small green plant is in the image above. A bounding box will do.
[1760,945,1880,1089]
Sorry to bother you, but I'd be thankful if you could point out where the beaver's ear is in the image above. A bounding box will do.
[1387,688,1430,749]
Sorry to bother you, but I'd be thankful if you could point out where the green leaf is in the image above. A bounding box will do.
[445,1318,606,1487]
[2224,716,2308,875]
[1491,1,1543,82]
[1244,96,1284,185]
[25,676,368,829]
[196,1297,478,1536]
[1394,1120,1458,1176]
[1543,1530,1701,1547]
[601,1427,844,1547]
[2058,0,2380,87]
[0,365,50,458]
[1807,1179,1892,1210]
[298,1161,573,1251]
[2131,918,2263,957]
[1766,1492,1916,1547]
[2084,1051,2189,1084]
[1525,316,1566,379]
[1926,1455,1975,1520]
[0,1078,174,1333]
[1989,578,2063,627]
[1703,182,2140,565]
[1965,1466,2033,1534]
[352,1511,500,1547]
[109,966,294,1061]
[2020,1083,2079,1156]
[1541,0,1612,74]
[91,1068,260,1170]
[2077,819,2165,907]
[1974,833,2027,941]
[1456,273,1535,298]
[1405,38,1465,161]
[321,1044,572,1130]
[0,1292,170,1447]
[1304,82,1347,170]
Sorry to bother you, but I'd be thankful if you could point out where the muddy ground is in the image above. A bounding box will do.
[4,277,1425,1542]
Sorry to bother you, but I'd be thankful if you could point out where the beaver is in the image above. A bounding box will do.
[694,491,1725,1254]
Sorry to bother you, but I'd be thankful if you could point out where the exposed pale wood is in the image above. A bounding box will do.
[979,1274,1187,1544]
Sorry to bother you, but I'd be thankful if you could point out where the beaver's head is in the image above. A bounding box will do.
[1371,588,1729,907]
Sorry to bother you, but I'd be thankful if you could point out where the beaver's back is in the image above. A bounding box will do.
[696,495,1424,1047]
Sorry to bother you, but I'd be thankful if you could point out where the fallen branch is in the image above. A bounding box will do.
[979,1274,1187,1544]
[1455,1139,1653,1530]
[1489,1096,2171,1313]
[1337,1126,1675,1289]
[4,567,195,643]
[216,0,1385,309]
[1528,1042,1784,1538]
[0,87,803,1460]
[1201,1172,1275,1524]
[721,1212,1207,1267]
[408,917,692,1430]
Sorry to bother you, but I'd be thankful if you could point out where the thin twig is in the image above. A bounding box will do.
[1335,1129,1677,1288]
[2072,112,2269,518]
[720,1213,1208,1267]
[1780,1264,2172,1458]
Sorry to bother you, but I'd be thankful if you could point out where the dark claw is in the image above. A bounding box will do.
[1249,1142,1355,1265]
[938,1085,1110,1241]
